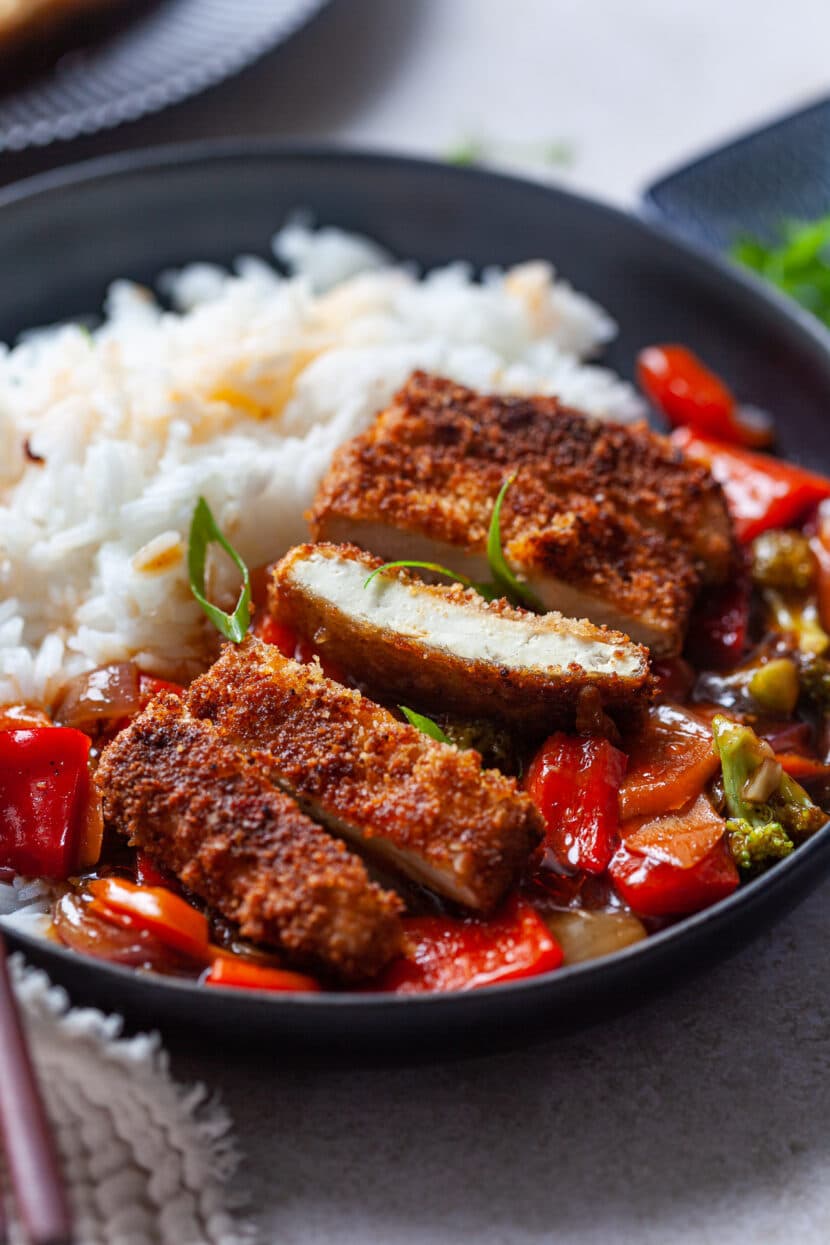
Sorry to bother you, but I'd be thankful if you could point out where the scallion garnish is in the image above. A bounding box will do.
[188,496,251,643]
[486,475,544,611]
[399,705,452,744]
[363,560,474,590]
[361,477,542,610]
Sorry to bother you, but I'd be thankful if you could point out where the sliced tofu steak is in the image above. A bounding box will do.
[96,694,404,982]
[309,372,736,655]
[187,637,544,913]
[271,542,653,732]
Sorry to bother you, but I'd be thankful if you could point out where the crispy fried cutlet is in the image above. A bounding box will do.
[310,372,736,655]
[271,542,653,732]
[96,694,403,982]
[186,637,544,913]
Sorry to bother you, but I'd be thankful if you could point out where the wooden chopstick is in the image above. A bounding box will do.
[0,933,72,1245]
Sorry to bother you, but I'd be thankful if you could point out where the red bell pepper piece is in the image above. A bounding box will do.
[609,838,738,917]
[134,850,176,889]
[380,897,562,994]
[88,877,209,962]
[253,612,345,682]
[0,728,93,878]
[684,578,751,672]
[526,733,626,872]
[610,794,739,916]
[107,673,184,738]
[253,613,299,656]
[637,345,773,447]
[673,427,830,543]
[639,345,732,434]
[138,674,183,706]
[204,957,321,993]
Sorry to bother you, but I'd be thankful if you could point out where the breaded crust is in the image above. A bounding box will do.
[271,542,653,733]
[309,373,721,654]
[312,371,733,579]
[96,694,403,982]
[187,637,544,913]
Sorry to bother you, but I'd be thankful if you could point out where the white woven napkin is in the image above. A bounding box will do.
[5,957,255,1245]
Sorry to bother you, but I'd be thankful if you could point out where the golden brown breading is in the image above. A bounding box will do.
[309,372,732,655]
[96,694,403,982]
[271,542,653,733]
[313,371,732,574]
[187,637,544,913]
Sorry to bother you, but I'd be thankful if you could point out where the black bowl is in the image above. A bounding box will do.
[643,95,830,252]
[2,143,829,1058]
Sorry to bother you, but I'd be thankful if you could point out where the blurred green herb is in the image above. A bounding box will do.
[446,136,575,170]
[447,139,485,167]
[731,214,830,328]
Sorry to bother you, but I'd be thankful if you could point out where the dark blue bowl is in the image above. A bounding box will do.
[643,96,830,252]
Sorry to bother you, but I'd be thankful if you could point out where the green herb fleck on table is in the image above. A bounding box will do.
[446,136,575,171]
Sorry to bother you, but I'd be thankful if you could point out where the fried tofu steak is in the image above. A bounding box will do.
[187,637,544,912]
[271,542,652,732]
[309,372,736,655]
[96,694,403,982]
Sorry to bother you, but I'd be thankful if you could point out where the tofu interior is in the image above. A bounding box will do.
[288,548,645,679]
[319,519,677,653]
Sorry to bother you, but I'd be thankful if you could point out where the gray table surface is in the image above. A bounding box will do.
[5,2,830,1241]
[180,883,830,1245]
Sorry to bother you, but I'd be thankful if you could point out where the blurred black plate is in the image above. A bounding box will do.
[643,95,830,252]
[1,143,830,1059]
[0,0,327,153]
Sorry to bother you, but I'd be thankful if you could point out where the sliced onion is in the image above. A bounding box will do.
[743,757,783,804]
[52,891,194,975]
[54,662,140,730]
[543,909,647,966]
[0,704,52,730]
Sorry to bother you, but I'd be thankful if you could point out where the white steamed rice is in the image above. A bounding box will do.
[0,218,644,708]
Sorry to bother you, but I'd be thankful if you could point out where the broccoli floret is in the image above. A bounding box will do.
[727,818,794,872]
[751,531,817,593]
[747,657,800,714]
[800,653,830,709]
[440,717,519,774]
[712,715,827,871]
[751,532,829,654]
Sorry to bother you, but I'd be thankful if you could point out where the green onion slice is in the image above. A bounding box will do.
[363,560,475,590]
[486,475,544,611]
[399,705,452,744]
[188,496,251,643]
